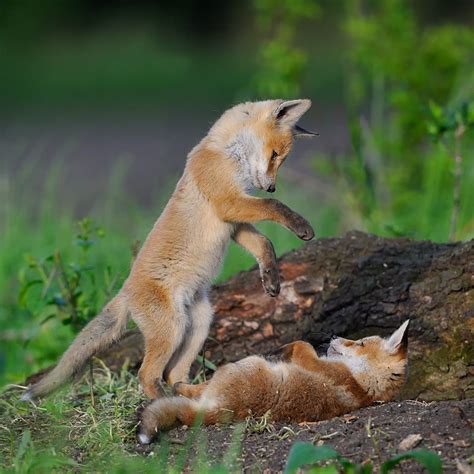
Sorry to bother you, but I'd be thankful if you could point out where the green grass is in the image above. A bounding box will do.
[0,366,246,473]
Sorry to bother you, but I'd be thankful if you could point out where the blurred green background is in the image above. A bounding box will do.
[1,0,473,385]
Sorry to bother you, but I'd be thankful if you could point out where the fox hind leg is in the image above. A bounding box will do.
[136,306,187,399]
[173,380,210,399]
[164,293,213,387]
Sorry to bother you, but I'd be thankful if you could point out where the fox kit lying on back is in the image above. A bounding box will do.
[22,99,318,401]
[138,321,409,443]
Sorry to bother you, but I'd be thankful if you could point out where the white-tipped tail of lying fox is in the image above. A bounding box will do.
[21,296,128,401]
[138,397,223,444]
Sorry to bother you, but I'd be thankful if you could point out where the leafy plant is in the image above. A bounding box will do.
[18,218,117,333]
[0,368,245,474]
[427,99,474,239]
[324,0,474,240]
[284,442,443,474]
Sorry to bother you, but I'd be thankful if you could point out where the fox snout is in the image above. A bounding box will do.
[256,173,276,193]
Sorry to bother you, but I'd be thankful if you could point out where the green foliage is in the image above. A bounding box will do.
[253,0,319,97]
[380,449,443,474]
[284,442,442,474]
[345,0,474,151]
[193,354,218,384]
[18,218,113,333]
[0,161,139,384]
[322,0,474,241]
[251,0,474,241]
[427,100,474,239]
[427,100,474,141]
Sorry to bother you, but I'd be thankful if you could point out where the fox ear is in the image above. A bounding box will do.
[385,320,409,354]
[293,124,319,139]
[274,99,312,128]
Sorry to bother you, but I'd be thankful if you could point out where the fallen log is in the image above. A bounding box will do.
[206,230,474,401]
[28,231,474,401]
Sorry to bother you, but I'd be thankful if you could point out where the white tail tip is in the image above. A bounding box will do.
[138,433,151,445]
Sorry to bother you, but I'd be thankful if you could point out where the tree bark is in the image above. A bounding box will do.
[34,231,473,401]
[206,231,474,401]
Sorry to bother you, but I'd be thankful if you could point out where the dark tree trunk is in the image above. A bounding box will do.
[31,231,473,401]
[206,231,474,401]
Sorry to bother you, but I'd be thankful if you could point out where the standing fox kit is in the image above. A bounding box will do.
[138,321,410,444]
[23,99,318,401]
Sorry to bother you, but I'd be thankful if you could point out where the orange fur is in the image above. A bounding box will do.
[138,322,409,443]
[23,99,317,401]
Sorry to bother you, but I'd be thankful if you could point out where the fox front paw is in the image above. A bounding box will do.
[261,266,280,297]
[292,216,315,241]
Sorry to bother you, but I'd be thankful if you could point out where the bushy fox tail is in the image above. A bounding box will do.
[138,397,224,444]
[21,295,128,401]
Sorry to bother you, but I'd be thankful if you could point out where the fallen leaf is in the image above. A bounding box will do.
[398,433,423,451]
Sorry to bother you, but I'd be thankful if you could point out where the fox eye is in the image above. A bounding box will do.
[358,341,365,347]
[270,150,278,162]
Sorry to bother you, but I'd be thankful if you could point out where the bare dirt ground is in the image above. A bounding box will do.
[137,399,473,473]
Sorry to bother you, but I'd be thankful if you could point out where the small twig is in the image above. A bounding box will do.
[55,251,79,324]
[40,266,57,299]
[89,360,95,408]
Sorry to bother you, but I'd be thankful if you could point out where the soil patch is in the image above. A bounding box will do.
[137,399,473,473]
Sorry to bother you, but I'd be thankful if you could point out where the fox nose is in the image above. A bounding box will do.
[267,184,276,193]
